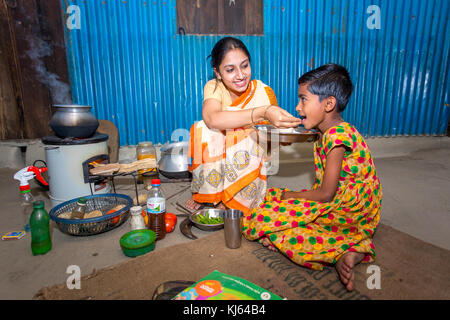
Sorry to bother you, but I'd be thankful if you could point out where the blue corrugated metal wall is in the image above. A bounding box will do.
[62,0,450,145]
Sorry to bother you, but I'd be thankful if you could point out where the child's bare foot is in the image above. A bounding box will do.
[258,237,277,252]
[335,251,365,291]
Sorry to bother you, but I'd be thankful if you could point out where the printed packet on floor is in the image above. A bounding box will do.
[173,270,284,300]
[2,231,26,240]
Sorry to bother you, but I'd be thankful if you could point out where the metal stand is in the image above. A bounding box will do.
[88,171,142,206]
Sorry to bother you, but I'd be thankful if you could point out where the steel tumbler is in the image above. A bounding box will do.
[224,209,243,249]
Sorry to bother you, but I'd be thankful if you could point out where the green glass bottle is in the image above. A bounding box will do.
[30,201,52,255]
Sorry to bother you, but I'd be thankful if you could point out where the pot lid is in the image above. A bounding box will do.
[120,229,156,250]
[160,141,188,154]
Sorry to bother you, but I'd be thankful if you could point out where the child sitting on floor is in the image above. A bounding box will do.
[242,63,383,292]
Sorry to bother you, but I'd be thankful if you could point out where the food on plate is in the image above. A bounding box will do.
[278,127,297,134]
[195,213,224,225]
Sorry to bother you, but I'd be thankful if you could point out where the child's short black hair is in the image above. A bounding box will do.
[298,63,353,112]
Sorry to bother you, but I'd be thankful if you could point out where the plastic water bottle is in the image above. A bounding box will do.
[147,179,166,240]
[21,191,34,232]
[30,201,52,256]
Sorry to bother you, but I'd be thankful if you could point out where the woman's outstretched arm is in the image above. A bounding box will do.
[202,98,302,130]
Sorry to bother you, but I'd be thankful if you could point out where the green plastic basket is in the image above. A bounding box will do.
[120,229,157,258]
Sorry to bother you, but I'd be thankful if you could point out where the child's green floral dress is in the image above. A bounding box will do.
[243,122,382,270]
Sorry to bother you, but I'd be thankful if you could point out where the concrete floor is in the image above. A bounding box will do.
[0,136,449,299]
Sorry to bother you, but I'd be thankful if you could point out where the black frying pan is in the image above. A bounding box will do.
[158,169,192,180]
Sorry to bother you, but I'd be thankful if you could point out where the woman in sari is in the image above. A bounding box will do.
[186,37,302,215]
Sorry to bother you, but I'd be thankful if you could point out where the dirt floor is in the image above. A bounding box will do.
[0,137,449,299]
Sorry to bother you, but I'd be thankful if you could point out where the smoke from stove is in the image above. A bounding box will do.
[25,34,72,105]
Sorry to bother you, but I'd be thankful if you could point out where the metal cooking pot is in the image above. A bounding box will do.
[158,141,191,179]
[50,104,99,138]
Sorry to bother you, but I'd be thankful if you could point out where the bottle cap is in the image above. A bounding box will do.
[151,179,161,185]
[130,206,143,215]
[78,197,87,204]
[33,200,45,209]
[138,141,153,147]
[19,184,31,193]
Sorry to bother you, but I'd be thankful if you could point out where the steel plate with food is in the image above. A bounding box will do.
[189,208,225,231]
[255,124,317,143]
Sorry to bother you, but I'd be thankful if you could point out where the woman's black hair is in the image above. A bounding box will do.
[298,63,354,112]
[208,37,251,71]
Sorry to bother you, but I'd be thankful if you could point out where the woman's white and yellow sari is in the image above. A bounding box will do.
[188,79,278,215]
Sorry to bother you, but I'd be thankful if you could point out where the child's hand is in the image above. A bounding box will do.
[281,191,296,200]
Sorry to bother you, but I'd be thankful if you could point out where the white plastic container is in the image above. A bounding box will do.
[44,134,111,208]
[130,206,146,230]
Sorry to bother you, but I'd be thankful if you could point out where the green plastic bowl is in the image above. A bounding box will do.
[120,229,157,258]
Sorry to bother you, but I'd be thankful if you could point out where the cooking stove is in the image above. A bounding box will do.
[42,132,111,207]
[41,133,107,145]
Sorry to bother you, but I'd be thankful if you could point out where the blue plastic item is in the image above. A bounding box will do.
[49,193,132,236]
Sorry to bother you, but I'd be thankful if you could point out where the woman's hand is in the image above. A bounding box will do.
[264,106,302,128]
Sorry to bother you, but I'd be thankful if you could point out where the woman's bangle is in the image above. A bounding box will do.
[263,105,274,120]
[250,108,256,125]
